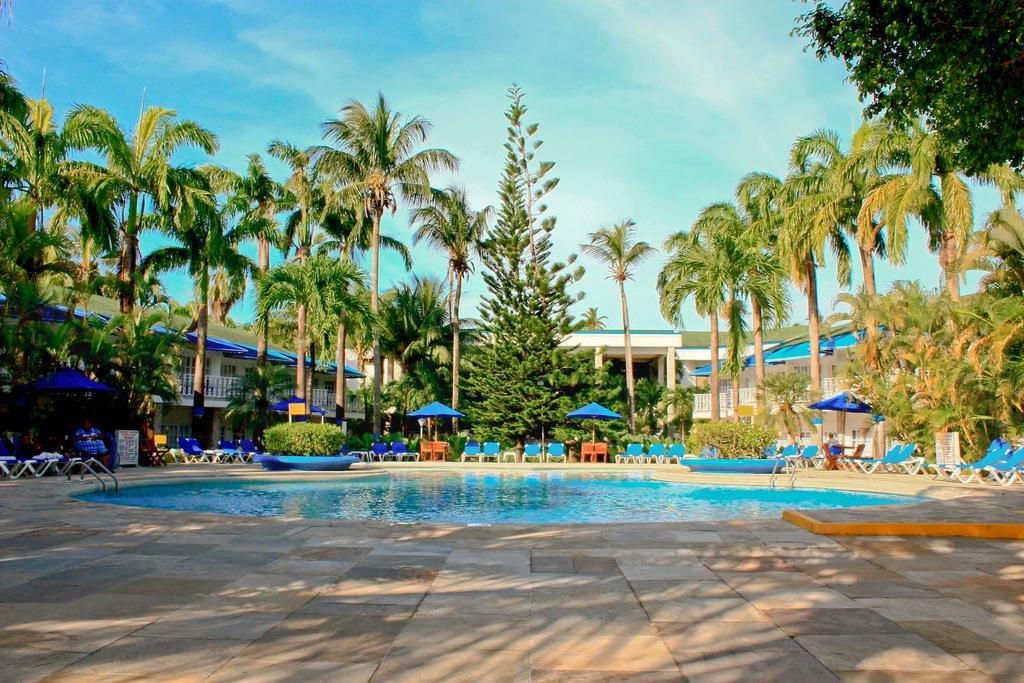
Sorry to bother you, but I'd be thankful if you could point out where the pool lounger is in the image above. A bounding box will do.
[981,447,1024,487]
[615,443,645,464]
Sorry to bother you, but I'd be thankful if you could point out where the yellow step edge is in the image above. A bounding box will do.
[783,510,1024,540]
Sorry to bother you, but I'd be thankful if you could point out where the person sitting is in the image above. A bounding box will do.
[825,432,843,457]
[74,419,108,458]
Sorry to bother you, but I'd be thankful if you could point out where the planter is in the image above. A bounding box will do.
[679,458,788,474]
[252,455,360,472]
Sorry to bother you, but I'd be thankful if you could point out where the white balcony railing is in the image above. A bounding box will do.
[178,373,243,400]
[693,378,847,419]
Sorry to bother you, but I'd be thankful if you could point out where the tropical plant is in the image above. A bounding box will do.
[661,385,696,437]
[761,371,811,440]
[582,219,654,431]
[579,307,606,331]
[411,185,489,418]
[315,94,458,433]
[633,378,666,437]
[256,252,368,415]
[225,363,295,440]
[687,421,776,458]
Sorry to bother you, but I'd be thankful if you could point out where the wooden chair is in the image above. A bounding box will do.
[431,441,450,461]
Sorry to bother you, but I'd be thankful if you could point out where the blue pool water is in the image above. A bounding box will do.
[78,473,923,523]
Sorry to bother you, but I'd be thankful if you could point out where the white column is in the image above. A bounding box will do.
[666,349,676,390]
[594,348,603,369]
[656,355,666,384]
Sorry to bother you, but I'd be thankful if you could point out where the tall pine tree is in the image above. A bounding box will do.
[464,85,612,446]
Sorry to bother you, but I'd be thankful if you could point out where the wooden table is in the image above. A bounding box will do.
[419,440,450,461]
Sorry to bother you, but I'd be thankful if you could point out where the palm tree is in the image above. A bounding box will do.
[143,175,252,437]
[658,228,731,421]
[267,141,323,405]
[858,121,973,300]
[411,185,490,418]
[257,252,368,417]
[65,104,218,313]
[580,307,606,331]
[582,219,654,431]
[319,200,409,424]
[762,372,811,440]
[690,203,751,421]
[314,94,459,433]
[207,154,285,366]
[736,173,791,412]
[781,138,854,399]
[379,275,451,406]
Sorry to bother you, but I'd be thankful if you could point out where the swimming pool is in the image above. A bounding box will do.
[77,472,923,523]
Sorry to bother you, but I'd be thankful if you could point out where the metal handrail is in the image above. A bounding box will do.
[66,458,119,493]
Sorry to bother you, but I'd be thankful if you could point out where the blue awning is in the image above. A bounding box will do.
[567,402,622,420]
[408,401,465,418]
[809,391,873,414]
[690,331,862,377]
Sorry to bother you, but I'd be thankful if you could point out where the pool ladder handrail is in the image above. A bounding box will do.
[769,457,798,490]
[66,458,119,493]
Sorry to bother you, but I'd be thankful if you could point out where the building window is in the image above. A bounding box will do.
[222,364,237,377]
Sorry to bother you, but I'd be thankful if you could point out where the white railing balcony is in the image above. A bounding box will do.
[693,377,846,420]
[310,389,365,416]
[178,373,243,400]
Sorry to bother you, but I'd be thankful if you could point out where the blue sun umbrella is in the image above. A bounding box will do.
[271,396,327,421]
[567,402,622,443]
[809,391,874,452]
[408,401,464,441]
[30,368,114,392]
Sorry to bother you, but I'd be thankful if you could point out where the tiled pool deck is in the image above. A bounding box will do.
[2,464,1024,681]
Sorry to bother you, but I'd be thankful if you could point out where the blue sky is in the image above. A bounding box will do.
[2,0,995,330]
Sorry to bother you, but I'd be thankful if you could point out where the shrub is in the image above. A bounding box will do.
[686,421,776,458]
[264,423,345,456]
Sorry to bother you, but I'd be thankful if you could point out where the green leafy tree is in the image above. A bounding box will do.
[634,378,666,438]
[761,371,811,440]
[315,94,459,433]
[579,307,606,331]
[661,385,696,437]
[796,0,1024,173]
[582,219,654,431]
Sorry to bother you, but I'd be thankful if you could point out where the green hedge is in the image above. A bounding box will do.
[686,421,776,458]
[264,423,345,456]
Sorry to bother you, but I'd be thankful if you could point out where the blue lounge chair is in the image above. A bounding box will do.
[217,440,244,463]
[370,442,390,462]
[854,443,913,475]
[842,443,898,472]
[615,443,645,464]
[663,443,686,464]
[787,445,820,469]
[239,438,265,461]
[983,446,1024,486]
[646,444,667,464]
[177,437,206,463]
[928,441,1008,481]
[892,444,925,475]
[778,444,799,458]
[461,441,482,462]
[390,441,416,461]
[546,442,566,462]
[522,443,543,463]
[763,443,779,458]
[481,442,501,462]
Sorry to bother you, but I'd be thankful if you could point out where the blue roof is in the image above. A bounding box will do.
[408,401,465,418]
[690,331,862,377]
[567,402,622,420]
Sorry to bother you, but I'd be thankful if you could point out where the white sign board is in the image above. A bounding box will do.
[934,432,961,467]
[116,429,139,467]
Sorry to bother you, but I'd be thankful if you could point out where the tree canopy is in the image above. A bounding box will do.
[796,0,1024,173]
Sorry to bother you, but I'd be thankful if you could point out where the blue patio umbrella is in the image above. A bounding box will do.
[408,401,465,441]
[408,401,465,419]
[30,368,114,392]
[271,396,327,416]
[808,391,873,452]
[567,402,622,443]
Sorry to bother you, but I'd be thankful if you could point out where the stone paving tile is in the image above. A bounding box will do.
[677,648,839,682]
[768,608,907,636]
[372,646,530,682]
[207,657,378,683]
[897,620,1011,654]
[240,614,407,664]
[797,633,972,672]
[53,634,251,678]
